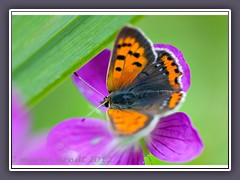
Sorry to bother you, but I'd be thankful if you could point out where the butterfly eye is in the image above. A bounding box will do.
[100,97,109,107]
[104,101,109,107]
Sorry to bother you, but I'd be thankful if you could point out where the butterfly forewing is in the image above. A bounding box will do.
[107,26,157,93]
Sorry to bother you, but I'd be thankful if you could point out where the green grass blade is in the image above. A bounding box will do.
[12,15,77,71]
[12,15,141,105]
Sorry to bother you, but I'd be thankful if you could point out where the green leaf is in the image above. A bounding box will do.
[12,15,141,105]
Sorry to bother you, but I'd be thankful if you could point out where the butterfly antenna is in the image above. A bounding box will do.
[73,72,105,98]
[82,100,106,122]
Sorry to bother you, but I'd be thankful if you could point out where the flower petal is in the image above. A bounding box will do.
[12,88,59,165]
[146,112,203,163]
[47,118,144,165]
[14,133,59,165]
[12,88,30,157]
[16,146,57,165]
[73,50,110,112]
[154,44,191,92]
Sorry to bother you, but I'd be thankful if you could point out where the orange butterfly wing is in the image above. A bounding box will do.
[107,109,152,136]
[107,26,157,92]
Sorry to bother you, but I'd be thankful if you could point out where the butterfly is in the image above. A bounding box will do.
[100,26,185,137]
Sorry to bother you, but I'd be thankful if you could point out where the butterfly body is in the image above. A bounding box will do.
[101,26,187,136]
[105,89,172,110]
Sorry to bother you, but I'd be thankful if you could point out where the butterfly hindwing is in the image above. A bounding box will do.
[107,26,157,93]
[155,49,183,91]
[123,48,185,113]
[130,49,184,92]
[107,109,153,136]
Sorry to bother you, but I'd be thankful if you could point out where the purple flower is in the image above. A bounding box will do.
[12,88,57,165]
[47,45,203,165]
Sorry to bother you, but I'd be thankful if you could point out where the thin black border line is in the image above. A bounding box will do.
[11,11,230,13]
[10,9,12,171]
[10,9,231,171]
[10,9,230,170]
[12,168,229,170]
[228,9,232,168]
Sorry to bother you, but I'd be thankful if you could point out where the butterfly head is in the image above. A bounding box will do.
[100,96,111,108]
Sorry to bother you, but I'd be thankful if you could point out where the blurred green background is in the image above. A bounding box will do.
[22,15,228,165]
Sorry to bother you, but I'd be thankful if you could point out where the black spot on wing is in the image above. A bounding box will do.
[117,43,132,49]
[116,55,125,60]
[174,69,180,73]
[174,77,179,84]
[128,50,133,55]
[115,67,122,71]
[133,52,140,58]
[132,62,142,67]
